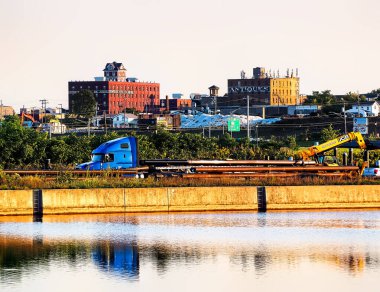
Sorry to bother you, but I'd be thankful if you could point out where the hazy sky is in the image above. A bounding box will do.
[0,0,379,111]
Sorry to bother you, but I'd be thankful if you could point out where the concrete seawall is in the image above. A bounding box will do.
[266,185,380,210]
[1,185,380,215]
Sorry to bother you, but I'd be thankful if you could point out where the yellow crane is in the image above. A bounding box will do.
[297,132,367,164]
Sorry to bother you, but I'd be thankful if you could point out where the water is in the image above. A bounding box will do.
[1,210,380,292]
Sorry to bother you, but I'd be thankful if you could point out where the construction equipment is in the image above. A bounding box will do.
[73,136,362,178]
[20,112,42,130]
[20,112,36,127]
[296,132,366,165]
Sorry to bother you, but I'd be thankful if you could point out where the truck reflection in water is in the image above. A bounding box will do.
[92,241,139,280]
[1,235,380,286]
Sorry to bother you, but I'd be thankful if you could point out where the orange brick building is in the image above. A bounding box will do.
[69,62,160,114]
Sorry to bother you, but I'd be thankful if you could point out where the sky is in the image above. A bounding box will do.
[0,0,379,111]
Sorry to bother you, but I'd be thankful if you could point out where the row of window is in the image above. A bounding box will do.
[71,85,158,91]
[236,81,268,87]
[272,89,294,95]
[109,101,147,108]
[271,97,296,104]
[108,94,156,99]
[273,80,295,87]
[234,79,299,87]
[105,72,125,77]
[110,85,157,91]
[355,106,373,110]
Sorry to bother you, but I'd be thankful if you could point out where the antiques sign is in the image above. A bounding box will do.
[228,86,270,94]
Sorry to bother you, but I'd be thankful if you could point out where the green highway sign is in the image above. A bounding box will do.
[228,118,240,132]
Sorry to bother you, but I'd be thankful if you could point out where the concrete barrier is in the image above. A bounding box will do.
[0,190,33,215]
[1,185,380,216]
[124,188,168,213]
[168,186,257,212]
[266,185,380,210]
[43,189,126,214]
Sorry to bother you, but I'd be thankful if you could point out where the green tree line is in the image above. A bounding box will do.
[0,116,299,169]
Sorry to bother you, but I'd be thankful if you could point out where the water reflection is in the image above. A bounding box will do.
[0,211,380,290]
[92,241,139,280]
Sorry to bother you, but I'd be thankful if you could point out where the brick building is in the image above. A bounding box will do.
[69,62,160,114]
[226,67,300,106]
[159,95,192,112]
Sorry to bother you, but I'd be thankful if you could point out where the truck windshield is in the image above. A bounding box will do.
[91,154,104,162]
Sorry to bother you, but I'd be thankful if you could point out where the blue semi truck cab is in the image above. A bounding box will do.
[75,137,139,170]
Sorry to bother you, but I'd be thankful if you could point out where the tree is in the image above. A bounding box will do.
[304,90,334,105]
[0,116,48,168]
[320,124,340,142]
[71,89,96,119]
[344,91,366,103]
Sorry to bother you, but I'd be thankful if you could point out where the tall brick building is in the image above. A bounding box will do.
[69,62,160,114]
[226,67,300,106]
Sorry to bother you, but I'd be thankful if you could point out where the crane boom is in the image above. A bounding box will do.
[297,132,366,161]
[20,112,36,123]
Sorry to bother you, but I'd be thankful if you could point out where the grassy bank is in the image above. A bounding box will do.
[1,171,379,190]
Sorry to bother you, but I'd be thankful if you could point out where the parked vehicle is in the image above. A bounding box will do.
[75,137,139,170]
[362,160,380,177]
[362,167,380,177]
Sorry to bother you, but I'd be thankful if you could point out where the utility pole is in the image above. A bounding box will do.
[343,101,347,133]
[39,99,48,124]
[247,95,250,141]
[58,104,63,134]
[214,96,217,116]
[256,124,259,148]
[357,94,360,117]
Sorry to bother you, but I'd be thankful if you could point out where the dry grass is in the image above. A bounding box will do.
[1,172,378,190]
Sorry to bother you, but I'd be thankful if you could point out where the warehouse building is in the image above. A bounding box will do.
[227,67,300,106]
[68,61,160,114]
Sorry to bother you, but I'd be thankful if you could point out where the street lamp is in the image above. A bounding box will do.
[247,95,250,141]
[273,93,283,115]
[256,124,259,148]
[341,98,347,133]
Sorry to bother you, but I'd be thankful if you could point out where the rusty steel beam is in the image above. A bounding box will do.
[142,159,317,166]
[182,173,300,178]
[2,167,149,176]
[182,172,349,178]
[193,166,359,173]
